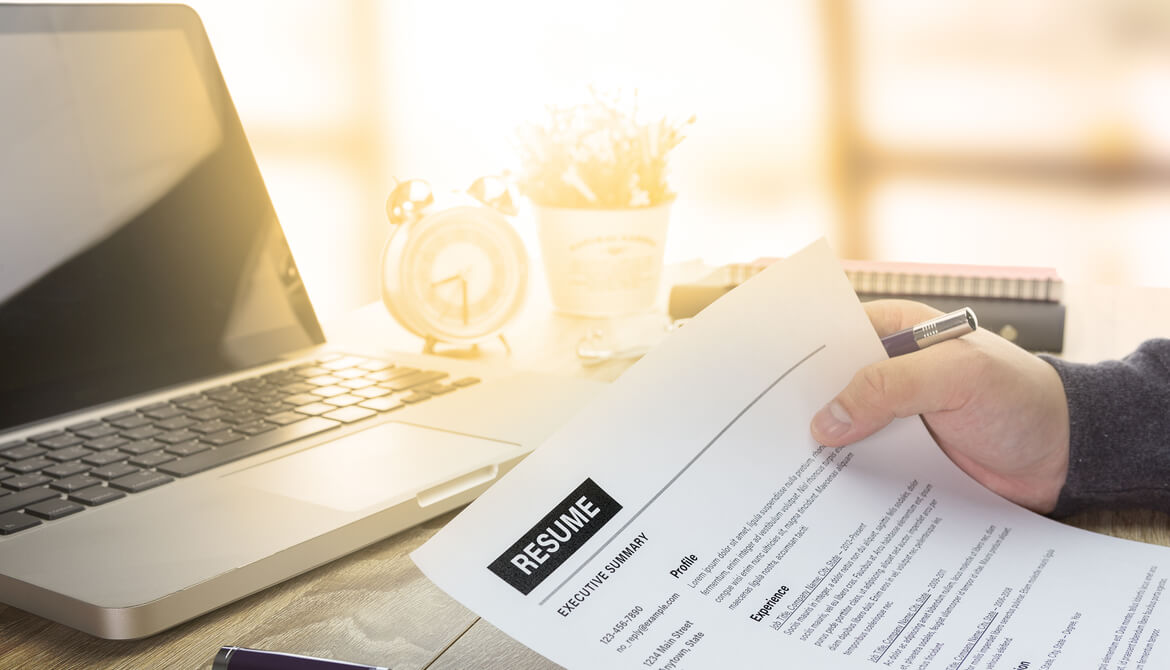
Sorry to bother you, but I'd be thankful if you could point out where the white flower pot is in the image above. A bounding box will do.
[534,202,672,317]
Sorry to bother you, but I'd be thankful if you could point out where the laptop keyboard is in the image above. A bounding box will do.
[0,353,480,535]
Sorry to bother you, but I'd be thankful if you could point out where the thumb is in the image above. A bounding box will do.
[810,345,968,446]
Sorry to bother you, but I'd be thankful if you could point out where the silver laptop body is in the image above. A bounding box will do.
[0,3,599,639]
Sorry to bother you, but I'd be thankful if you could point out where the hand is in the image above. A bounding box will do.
[809,299,1070,514]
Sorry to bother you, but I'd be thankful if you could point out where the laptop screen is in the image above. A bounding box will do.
[0,5,324,432]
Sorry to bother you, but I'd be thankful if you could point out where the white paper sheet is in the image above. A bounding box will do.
[413,240,1170,670]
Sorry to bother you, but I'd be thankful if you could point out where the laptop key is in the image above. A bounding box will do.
[121,425,163,441]
[157,429,199,445]
[46,441,89,458]
[200,430,244,446]
[0,511,41,535]
[158,416,339,477]
[235,420,276,436]
[38,433,85,449]
[129,451,175,468]
[380,367,421,381]
[108,414,153,429]
[353,386,390,399]
[322,406,376,424]
[25,498,85,520]
[4,474,52,491]
[154,416,195,431]
[324,394,361,407]
[84,435,128,451]
[294,402,335,416]
[222,410,262,425]
[28,430,67,443]
[120,438,166,455]
[262,369,296,383]
[89,463,140,481]
[253,402,289,416]
[311,385,348,398]
[419,382,456,395]
[7,457,54,474]
[264,411,306,426]
[189,406,228,421]
[382,370,448,392]
[191,419,233,434]
[143,405,184,420]
[110,471,174,493]
[451,376,481,387]
[204,382,238,393]
[175,397,215,411]
[0,486,59,514]
[207,390,246,404]
[358,397,404,413]
[82,450,126,466]
[102,410,137,422]
[51,474,103,492]
[69,486,126,507]
[47,445,91,462]
[43,462,90,479]
[165,441,210,457]
[72,424,120,440]
[283,393,321,406]
[400,391,431,404]
[234,400,269,414]
[1,444,46,461]
[281,382,317,395]
[234,378,267,391]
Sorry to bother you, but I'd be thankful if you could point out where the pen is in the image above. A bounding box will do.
[213,646,389,670]
[880,307,978,357]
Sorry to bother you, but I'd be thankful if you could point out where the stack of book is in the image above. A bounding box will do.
[668,259,1066,352]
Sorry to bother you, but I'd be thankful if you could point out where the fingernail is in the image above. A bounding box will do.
[813,400,852,441]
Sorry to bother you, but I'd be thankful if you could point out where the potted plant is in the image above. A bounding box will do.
[514,91,693,316]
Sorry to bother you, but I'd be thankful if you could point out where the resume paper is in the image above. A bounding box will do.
[413,240,1170,669]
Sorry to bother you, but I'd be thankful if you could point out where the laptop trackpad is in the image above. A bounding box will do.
[230,421,524,512]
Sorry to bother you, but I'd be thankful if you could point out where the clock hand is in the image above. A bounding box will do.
[431,273,461,287]
[461,276,469,325]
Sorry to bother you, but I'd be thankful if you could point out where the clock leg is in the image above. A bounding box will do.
[420,338,507,357]
[423,334,439,355]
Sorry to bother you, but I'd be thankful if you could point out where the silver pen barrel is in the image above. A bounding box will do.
[913,307,978,348]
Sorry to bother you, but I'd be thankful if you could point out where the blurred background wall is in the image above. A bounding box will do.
[172,0,1170,317]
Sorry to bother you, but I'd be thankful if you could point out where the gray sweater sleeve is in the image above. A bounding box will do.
[1040,339,1170,517]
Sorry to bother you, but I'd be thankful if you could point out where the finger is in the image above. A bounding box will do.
[862,299,943,337]
[810,339,974,446]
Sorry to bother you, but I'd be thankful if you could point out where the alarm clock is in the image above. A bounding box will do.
[380,177,528,354]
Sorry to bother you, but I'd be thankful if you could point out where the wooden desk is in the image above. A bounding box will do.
[3,279,1169,669]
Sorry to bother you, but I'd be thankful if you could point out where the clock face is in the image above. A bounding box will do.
[382,206,527,344]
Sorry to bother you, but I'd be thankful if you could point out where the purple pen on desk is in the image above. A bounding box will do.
[880,307,978,357]
[213,646,389,670]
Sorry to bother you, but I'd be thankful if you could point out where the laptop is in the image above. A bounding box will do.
[0,3,600,639]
